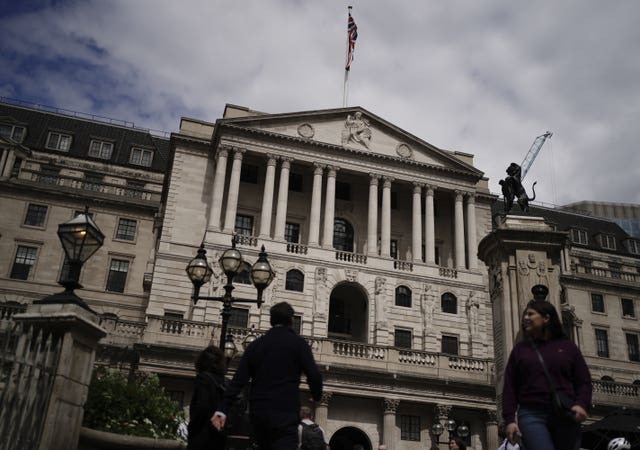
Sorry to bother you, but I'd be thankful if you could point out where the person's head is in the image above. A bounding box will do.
[521,299,565,340]
[270,301,294,327]
[300,406,313,420]
[608,437,631,450]
[449,437,466,450]
[195,345,226,375]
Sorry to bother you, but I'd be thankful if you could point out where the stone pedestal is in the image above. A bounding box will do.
[13,302,106,450]
[477,215,568,422]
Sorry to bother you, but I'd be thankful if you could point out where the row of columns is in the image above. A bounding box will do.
[207,147,478,270]
[314,394,498,450]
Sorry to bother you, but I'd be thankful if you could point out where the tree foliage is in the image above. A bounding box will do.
[83,367,184,439]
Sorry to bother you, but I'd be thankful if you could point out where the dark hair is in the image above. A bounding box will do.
[450,437,466,450]
[195,345,226,375]
[522,300,566,339]
[270,301,294,327]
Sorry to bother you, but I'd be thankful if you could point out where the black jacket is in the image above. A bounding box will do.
[187,371,226,450]
[220,326,322,417]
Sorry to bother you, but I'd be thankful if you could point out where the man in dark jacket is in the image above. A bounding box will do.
[212,301,323,449]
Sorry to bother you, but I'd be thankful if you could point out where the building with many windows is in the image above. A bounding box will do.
[1,99,639,450]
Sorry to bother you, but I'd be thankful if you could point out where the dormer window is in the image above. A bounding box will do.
[570,228,588,245]
[626,239,640,255]
[130,147,153,166]
[0,124,26,143]
[89,140,113,160]
[46,131,72,151]
[599,234,616,250]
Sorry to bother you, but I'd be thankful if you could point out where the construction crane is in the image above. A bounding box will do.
[520,131,553,180]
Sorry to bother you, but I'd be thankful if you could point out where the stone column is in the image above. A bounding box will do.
[454,190,466,270]
[382,398,400,450]
[412,183,423,262]
[222,148,245,233]
[380,177,393,258]
[0,148,9,178]
[466,193,478,270]
[424,186,436,264]
[367,174,380,256]
[308,163,324,246]
[208,147,229,231]
[321,166,338,248]
[259,154,278,238]
[273,157,293,241]
[13,303,106,450]
[485,410,499,450]
[315,392,332,430]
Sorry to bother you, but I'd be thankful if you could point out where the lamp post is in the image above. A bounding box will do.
[430,419,469,447]
[185,236,274,348]
[35,207,104,311]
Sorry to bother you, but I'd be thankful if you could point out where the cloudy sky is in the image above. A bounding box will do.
[1,1,639,205]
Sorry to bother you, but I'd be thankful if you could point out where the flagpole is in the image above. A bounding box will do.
[343,6,352,107]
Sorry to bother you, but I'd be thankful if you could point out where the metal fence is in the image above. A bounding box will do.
[0,321,61,450]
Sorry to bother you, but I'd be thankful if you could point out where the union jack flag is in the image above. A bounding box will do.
[345,12,358,71]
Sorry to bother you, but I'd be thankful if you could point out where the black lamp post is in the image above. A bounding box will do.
[185,236,275,348]
[35,207,104,311]
[431,419,469,447]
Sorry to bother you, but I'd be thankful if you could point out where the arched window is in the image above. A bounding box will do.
[395,286,412,307]
[333,218,354,252]
[441,292,457,314]
[285,269,304,292]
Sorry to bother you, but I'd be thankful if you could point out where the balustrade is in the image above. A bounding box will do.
[335,251,367,264]
[439,267,458,278]
[236,234,258,247]
[573,263,640,283]
[286,243,308,254]
[393,260,414,272]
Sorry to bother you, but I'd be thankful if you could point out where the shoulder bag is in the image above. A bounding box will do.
[531,341,576,422]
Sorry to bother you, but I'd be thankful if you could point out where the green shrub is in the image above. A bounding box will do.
[83,367,184,439]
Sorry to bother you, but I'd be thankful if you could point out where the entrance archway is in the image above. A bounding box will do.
[329,426,372,450]
[328,282,368,343]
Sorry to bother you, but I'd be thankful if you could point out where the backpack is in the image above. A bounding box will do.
[300,422,325,450]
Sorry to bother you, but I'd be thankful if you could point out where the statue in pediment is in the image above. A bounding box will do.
[342,112,372,148]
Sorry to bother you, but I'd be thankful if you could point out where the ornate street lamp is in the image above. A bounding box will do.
[185,235,275,348]
[431,419,469,447]
[35,207,105,311]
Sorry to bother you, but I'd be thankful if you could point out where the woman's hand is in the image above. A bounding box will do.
[571,405,588,423]
[505,422,521,444]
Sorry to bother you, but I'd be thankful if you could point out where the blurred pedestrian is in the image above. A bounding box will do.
[449,436,466,450]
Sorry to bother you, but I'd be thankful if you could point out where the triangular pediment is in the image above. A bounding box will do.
[218,106,481,176]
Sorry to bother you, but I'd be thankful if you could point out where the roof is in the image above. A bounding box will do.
[0,102,170,173]
[492,201,639,257]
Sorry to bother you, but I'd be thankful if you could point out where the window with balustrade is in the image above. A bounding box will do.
[234,215,254,236]
[441,292,457,314]
[626,333,639,362]
[622,298,635,318]
[395,286,412,307]
[591,293,605,313]
[333,218,354,252]
[285,269,304,292]
[285,222,300,244]
[24,203,48,227]
[400,415,421,441]
[394,329,412,349]
[595,328,609,358]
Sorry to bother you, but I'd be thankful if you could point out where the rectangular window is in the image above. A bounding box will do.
[626,333,639,362]
[45,132,72,151]
[441,335,459,355]
[106,259,129,293]
[390,239,398,259]
[626,240,640,255]
[116,218,137,241]
[293,315,302,335]
[285,222,300,243]
[24,204,48,227]
[400,415,421,441]
[289,173,303,192]
[0,124,26,142]
[591,293,605,313]
[10,245,37,280]
[595,329,609,358]
[571,229,588,245]
[599,234,616,250]
[129,147,153,167]
[88,140,113,159]
[394,329,412,349]
[240,164,258,184]
[621,298,635,318]
[234,215,254,236]
[336,181,351,201]
[229,308,249,328]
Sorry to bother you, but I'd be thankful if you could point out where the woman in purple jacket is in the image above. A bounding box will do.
[502,297,592,450]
